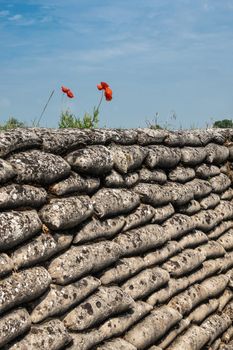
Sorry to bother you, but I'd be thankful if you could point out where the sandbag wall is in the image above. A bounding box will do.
[0,127,233,350]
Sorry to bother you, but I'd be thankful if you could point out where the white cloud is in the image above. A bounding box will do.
[0,10,9,17]
[9,14,23,21]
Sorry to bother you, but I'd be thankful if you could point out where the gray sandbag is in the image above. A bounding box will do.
[217,229,233,251]
[0,159,16,183]
[39,195,93,230]
[104,170,139,188]
[139,167,167,184]
[150,203,175,223]
[201,313,232,345]
[188,298,219,324]
[0,210,42,251]
[162,214,196,239]
[31,276,100,323]
[195,163,220,179]
[163,182,194,206]
[63,286,134,331]
[181,147,206,166]
[221,188,233,200]
[218,289,233,311]
[0,253,13,277]
[209,173,231,193]
[167,324,209,350]
[0,128,42,157]
[0,266,51,314]
[157,318,190,349]
[147,277,189,306]
[114,224,168,256]
[164,130,203,147]
[186,178,212,199]
[122,204,155,231]
[217,252,233,272]
[178,230,208,249]
[48,240,122,284]
[0,184,47,210]
[187,259,223,285]
[178,200,201,215]
[0,308,31,348]
[96,338,137,350]
[73,216,125,244]
[201,275,229,298]
[208,221,233,239]
[49,171,100,196]
[222,325,233,343]
[195,241,226,258]
[205,143,229,164]
[109,144,147,174]
[100,256,146,285]
[65,145,113,175]
[168,166,195,183]
[145,145,181,169]
[123,172,139,187]
[199,193,220,209]
[162,249,206,277]
[224,300,233,321]
[7,319,72,350]
[11,232,73,269]
[8,149,71,184]
[124,305,182,349]
[193,209,220,231]
[215,200,233,220]
[137,128,168,145]
[122,267,170,299]
[134,183,173,207]
[144,240,181,265]
[92,188,140,218]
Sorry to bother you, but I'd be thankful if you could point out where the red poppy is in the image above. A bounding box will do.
[104,87,112,101]
[97,81,109,90]
[61,86,74,98]
[61,86,70,93]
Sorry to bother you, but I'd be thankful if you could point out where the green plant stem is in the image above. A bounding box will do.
[36,89,55,127]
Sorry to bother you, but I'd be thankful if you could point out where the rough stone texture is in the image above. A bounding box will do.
[1,127,233,350]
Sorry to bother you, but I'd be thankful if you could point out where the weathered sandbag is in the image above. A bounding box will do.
[48,241,122,284]
[147,277,189,306]
[0,210,42,251]
[201,313,232,345]
[139,167,167,184]
[0,267,51,314]
[122,204,155,232]
[124,172,140,187]
[224,300,233,321]
[178,200,201,215]
[109,144,147,174]
[226,267,233,288]
[122,267,170,299]
[205,143,229,163]
[124,305,182,349]
[188,298,219,324]
[178,230,208,249]
[210,173,231,193]
[217,229,233,251]
[215,200,233,220]
[92,188,140,218]
[11,232,73,269]
[187,259,223,285]
[221,188,233,200]
[193,209,220,231]
[0,128,42,157]
[0,184,47,210]
[162,249,206,277]
[114,224,168,256]
[0,253,13,277]
[164,130,203,147]
[186,178,212,199]
[134,183,173,206]
[168,166,195,183]
[162,214,196,239]
[0,159,16,183]
[218,252,233,272]
[218,289,233,311]
[100,256,145,285]
[73,216,125,244]
[137,128,168,145]
[195,241,226,258]
[145,145,181,169]
[199,193,220,209]
[31,276,100,323]
[7,319,72,350]
[150,203,175,223]
[96,338,137,350]
[65,145,113,175]
[144,241,181,266]
[200,275,229,298]
[49,171,100,196]
[63,286,134,331]
[167,324,209,350]
[222,325,233,343]
[39,195,93,230]
[208,221,233,239]
[195,163,220,179]
[0,308,31,348]
[157,318,190,349]
[8,149,71,184]
[104,170,139,188]
[148,346,163,350]
[163,182,194,206]
[181,147,206,166]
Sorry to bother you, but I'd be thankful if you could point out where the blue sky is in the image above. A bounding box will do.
[0,0,233,128]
